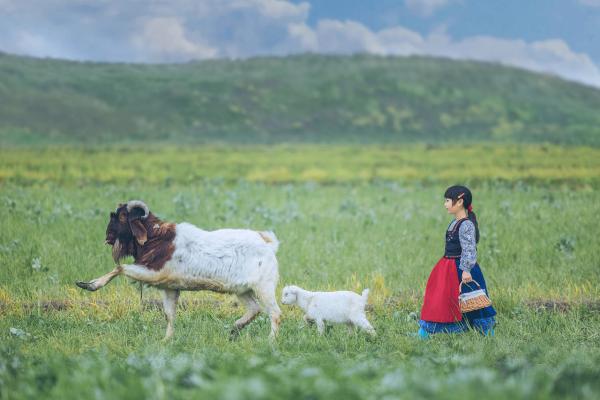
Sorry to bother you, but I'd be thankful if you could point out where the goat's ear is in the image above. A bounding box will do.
[130,220,147,246]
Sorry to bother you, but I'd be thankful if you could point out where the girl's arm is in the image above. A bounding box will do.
[458,220,477,276]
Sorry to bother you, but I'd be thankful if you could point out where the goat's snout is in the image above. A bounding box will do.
[105,234,116,246]
[281,287,296,305]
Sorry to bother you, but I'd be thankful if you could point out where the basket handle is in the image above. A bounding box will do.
[459,279,482,292]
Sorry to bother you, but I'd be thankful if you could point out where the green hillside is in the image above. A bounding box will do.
[1,52,600,145]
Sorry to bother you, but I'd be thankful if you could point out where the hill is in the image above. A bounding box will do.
[1,52,600,145]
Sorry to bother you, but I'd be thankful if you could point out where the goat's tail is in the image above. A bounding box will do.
[361,288,370,303]
[258,230,280,253]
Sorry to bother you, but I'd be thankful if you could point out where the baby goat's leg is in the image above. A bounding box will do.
[231,292,261,335]
[162,289,180,341]
[76,266,122,291]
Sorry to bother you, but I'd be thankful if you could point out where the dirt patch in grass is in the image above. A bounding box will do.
[524,299,600,312]
[0,298,227,313]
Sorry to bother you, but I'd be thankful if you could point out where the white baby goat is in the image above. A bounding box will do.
[281,285,376,336]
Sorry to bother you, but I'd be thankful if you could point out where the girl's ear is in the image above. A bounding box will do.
[456,198,464,208]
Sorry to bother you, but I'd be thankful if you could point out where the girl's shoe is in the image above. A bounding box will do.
[417,327,430,339]
[483,327,495,337]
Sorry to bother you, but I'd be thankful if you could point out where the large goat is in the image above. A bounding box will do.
[76,200,281,340]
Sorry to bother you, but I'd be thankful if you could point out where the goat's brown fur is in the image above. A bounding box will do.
[258,231,273,243]
[110,211,176,271]
[135,215,177,271]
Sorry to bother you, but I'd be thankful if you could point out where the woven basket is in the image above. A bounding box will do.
[459,280,492,313]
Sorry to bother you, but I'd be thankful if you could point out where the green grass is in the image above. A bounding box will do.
[1,145,600,399]
[2,53,600,146]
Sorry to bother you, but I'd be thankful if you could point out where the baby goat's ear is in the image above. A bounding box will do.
[130,220,147,246]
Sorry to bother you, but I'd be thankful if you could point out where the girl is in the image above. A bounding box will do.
[418,185,496,338]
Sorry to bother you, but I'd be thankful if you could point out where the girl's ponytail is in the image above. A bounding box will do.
[467,209,480,244]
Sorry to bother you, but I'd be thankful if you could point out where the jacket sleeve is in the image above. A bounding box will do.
[458,220,477,272]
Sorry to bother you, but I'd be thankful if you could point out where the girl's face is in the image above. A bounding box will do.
[444,197,464,214]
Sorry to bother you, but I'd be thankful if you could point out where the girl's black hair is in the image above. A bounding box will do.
[444,185,480,243]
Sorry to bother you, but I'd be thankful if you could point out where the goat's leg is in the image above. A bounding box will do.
[161,289,180,341]
[76,266,123,291]
[119,264,166,282]
[255,285,281,340]
[346,322,355,333]
[316,318,325,335]
[77,264,167,291]
[231,292,261,337]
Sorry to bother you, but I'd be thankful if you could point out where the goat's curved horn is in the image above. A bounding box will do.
[126,200,149,219]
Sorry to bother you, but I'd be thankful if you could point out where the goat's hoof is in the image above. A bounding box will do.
[75,281,97,291]
[229,328,241,341]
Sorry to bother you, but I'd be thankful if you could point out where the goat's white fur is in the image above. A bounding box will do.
[281,285,376,336]
[80,223,281,340]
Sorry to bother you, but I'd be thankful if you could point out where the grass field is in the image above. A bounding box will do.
[1,145,600,399]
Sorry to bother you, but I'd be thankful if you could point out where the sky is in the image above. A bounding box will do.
[1,0,599,88]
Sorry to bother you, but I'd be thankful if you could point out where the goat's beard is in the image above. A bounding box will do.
[111,238,134,263]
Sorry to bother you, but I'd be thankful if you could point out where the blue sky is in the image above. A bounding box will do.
[1,0,599,87]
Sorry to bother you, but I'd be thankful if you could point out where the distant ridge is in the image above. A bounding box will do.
[1,52,599,146]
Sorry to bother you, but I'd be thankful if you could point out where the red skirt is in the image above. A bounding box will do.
[420,257,462,323]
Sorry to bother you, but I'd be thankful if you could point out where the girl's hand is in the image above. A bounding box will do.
[461,270,472,282]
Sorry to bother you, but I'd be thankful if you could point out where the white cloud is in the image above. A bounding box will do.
[578,0,600,7]
[239,0,310,20]
[131,17,217,61]
[288,19,600,87]
[377,26,427,54]
[313,20,386,54]
[405,0,454,17]
[287,23,318,51]
[0,0,599,88]
[13,31,58,56]
[421,34,600,87]
[0,0,312,60]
